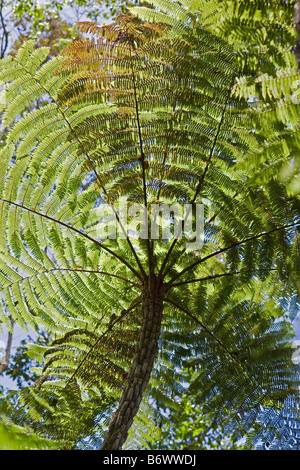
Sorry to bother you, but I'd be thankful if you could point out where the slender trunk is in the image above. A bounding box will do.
[100,277,165,450]
[0,318,14,375]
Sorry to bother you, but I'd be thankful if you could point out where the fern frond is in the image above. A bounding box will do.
[0,2,299,451]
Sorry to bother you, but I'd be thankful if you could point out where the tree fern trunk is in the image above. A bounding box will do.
[100,277,164,450]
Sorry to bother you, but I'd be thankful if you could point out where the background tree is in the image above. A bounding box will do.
[0,0,139,57]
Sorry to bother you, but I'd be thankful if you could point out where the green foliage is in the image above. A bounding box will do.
[1,0,139,61]
[151,394,247,450]
[0,417,59,449]
[192,0,300,197]
[0,0,299,450]
[2,331,49,388]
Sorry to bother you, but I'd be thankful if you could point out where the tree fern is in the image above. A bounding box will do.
[0,4,299,450]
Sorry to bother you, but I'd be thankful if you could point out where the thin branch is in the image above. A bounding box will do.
[151,99,178,269]
[0,197,142,281]
[158,76,235,282]
[166,271,240,290]
[166,221,299,287]
[1,267,142,290]
[0,317,14,375]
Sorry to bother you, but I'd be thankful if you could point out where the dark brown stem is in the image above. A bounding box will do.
[166,221,300,287]
[100,277,165,450]
[166,271,240,290]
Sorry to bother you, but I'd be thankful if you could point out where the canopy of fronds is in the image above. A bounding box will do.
[0,0,299,450]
